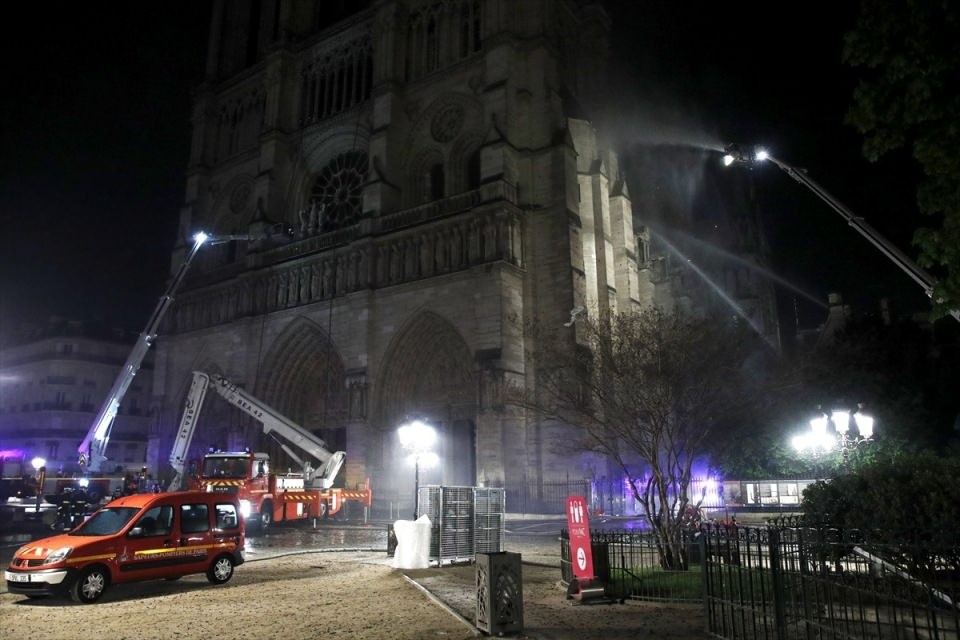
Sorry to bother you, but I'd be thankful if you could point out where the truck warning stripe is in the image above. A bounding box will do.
[135,542,237,557]
[279,494,315,501]
[66,553,117,564]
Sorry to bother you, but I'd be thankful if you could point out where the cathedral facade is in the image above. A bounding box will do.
[149,0,653,509]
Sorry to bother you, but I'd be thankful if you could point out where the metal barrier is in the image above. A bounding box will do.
[418,486,505,565]
[560,528,703,603]
[703,521,960,640]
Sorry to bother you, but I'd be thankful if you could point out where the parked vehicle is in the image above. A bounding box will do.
[170,371,372,527]
[4,491,245,604]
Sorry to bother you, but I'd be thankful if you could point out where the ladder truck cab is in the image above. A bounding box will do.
[172,371,372,527]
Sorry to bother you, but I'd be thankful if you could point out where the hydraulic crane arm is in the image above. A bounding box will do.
[77,226,291,474]
[167,371,213,491]
[205,372,346,489]
[78,233,212,472]
[724,144,960,322]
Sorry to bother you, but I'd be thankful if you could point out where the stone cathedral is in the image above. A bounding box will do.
[147,0,773,511]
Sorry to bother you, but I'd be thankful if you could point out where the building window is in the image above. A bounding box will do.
[408,0,482,82]
[467,150,481,190]
[300,35,373,125]
[47,442,59,460]
[430,163,445,200]
[307,151,369,233]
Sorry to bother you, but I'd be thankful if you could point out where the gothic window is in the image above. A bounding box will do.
[308,151,369,232]
[425,17,439,73]
[467,149,481,189]
[407,0,482,82]
[430,163,445,200]
[300,36,373,124]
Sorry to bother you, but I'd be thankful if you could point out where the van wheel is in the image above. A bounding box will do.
[207,554,235,584]
[260,501,273,529]
[70,566,109,604]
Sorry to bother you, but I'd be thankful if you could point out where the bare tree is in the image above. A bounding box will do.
[515,307,760,569]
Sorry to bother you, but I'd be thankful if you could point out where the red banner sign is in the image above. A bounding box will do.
[566,495,594,580]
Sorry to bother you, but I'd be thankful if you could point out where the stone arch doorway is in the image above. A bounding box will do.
[378,312,477,489]
[254,317,347,474]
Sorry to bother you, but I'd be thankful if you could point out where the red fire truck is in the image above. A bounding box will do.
[170,371,372,527]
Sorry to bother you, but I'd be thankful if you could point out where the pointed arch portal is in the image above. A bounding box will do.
[254,317,347,470]
[379,312,477,487]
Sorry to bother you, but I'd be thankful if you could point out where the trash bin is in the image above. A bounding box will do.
[476,552,523,635]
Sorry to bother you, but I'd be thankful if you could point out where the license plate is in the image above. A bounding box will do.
[9,573,30,583]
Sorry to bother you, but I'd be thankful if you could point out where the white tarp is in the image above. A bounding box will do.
[392,515,432,569]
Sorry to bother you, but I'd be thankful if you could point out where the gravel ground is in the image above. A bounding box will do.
[1,540,708,640]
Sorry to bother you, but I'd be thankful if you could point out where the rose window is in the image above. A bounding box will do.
[309,151,369,233]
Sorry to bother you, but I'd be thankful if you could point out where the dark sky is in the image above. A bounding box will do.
[0,2,212,335]
[0,1,933,341]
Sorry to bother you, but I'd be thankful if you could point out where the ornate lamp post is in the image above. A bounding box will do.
[397,419,439,519]
[792,406,875,470]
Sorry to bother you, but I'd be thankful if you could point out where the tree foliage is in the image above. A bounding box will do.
[801,453,960,533]
[843,1,960,317]
[515,308,765,568]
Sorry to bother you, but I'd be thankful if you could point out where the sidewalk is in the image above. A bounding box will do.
[396,537,709,640]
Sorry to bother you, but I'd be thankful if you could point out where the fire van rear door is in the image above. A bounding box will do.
[175,502,216,574]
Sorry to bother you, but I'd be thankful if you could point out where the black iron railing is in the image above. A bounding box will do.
[560,528,705,603]
[702,520,960,640]
[559,521,960,638]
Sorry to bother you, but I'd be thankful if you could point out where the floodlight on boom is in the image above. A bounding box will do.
[193,231,209,245]
[721,141,960,322]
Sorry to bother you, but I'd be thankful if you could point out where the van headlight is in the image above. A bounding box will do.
[44,547,73,565]
[239,500,251,518]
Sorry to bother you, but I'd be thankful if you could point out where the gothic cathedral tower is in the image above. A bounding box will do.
[150,0,647,510]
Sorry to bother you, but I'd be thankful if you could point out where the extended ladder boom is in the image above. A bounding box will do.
[167,371,213,490]
[206,372,345,489]
[78,234,211,472]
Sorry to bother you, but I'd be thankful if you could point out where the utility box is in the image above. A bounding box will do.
[476,551,523,635]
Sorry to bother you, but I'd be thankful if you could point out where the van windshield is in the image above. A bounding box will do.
[69,507,140,536]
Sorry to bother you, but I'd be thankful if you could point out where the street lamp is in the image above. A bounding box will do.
[31,456,46,513]
[792,406,875,468]
[398,419,438,519]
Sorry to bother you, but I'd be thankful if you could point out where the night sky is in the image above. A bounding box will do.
[0,2,932,342]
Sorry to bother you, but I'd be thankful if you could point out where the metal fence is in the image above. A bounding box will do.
[703,520,960,640]
[493,477,592,514]
[559,521,960,639]
[417,485,505,565]
[560,528,705,603]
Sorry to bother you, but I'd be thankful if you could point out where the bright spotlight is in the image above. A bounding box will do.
[754,147,770,162]
[722,154,736,167]
[193,231,210,245]
[791,434,808,452]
